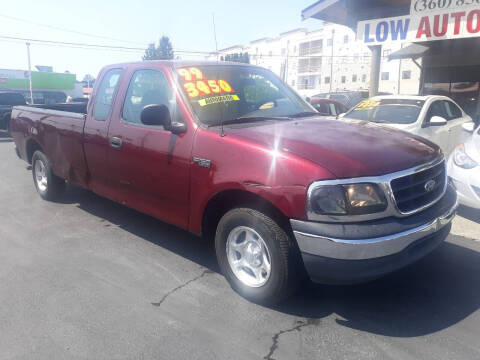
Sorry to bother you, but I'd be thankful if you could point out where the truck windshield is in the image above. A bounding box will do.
[175,65,313,126]
[345,99,425,124]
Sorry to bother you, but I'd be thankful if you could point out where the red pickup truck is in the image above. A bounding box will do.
[11,61,457,304]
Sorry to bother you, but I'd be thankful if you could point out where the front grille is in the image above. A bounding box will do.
[390,160,446,213]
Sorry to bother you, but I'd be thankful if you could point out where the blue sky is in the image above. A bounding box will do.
[0,0,321,80]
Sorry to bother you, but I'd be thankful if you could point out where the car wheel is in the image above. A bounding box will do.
[32,151,66,201]
[215,208,300,304]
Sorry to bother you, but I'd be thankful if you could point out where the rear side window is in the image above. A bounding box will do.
[93,69,122,121]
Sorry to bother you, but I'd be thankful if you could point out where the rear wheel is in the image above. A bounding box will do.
[215,208,300,304]
[32,151,65,201]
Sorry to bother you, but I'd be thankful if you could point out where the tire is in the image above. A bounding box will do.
[215,208,301,305]
[31,151,66,201]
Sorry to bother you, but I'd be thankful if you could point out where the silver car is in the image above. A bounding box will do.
[448,123,480,209]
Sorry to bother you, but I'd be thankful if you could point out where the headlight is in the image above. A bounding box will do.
[453,144,478,169]
[310,183,387,216]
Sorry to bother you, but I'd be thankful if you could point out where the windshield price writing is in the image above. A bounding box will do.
[177,67,235,98]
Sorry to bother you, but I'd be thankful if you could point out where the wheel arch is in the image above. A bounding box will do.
[25,138,44,164]
[201,189,291,241]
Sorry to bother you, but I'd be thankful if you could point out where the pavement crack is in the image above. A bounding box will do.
[263,319,319,360]
[151,269,213,307]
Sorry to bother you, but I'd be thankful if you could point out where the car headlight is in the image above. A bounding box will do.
[453,144,478,169]
[309,183,387,216]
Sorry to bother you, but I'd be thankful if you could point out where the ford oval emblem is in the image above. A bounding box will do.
[424,180,436,192]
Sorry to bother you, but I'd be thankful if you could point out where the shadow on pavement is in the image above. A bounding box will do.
[457,205,480,223]
[59,184,220,273]
[274,238,480,337]
[59,184,480,338]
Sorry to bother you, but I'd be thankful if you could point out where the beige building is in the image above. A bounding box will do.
[208,23,421,97]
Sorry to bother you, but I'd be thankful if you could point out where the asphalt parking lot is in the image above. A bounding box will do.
[0,131,479,360]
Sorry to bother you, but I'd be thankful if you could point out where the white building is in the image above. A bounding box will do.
[208,23,421,98]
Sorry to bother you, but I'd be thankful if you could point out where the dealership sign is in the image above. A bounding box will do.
[357,2,480,45]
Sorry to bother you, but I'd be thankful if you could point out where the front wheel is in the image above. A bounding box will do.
[215,208,301,304]
[32,151,66,201]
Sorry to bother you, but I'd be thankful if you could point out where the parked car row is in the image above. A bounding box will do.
[309,93,479,209]
[0,92,27,135]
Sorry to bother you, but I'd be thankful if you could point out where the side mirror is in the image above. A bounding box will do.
[429,116,447,126]
[462,122,475,133]
[141,104,170,127]
[140,104,186,134]
[306,97,311,103]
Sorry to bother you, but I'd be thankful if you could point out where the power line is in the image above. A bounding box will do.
[0,13,146,46]
[0,34,385,62]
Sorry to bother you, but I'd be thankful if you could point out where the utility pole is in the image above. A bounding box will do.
[330,29,335,93]
[26,42,34,104]
[397,43,403,95]
[369,45,382,97]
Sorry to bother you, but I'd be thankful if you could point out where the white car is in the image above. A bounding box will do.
[341,95,473,156]
[448,123,480,209]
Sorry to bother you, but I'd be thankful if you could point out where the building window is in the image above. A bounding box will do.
[325,76,331,84]
[383,49,391,57]
[402,70,412,80]
[291,80,295,87]
[310,39,323,54]
[281,48,286,56]
[327,38,333,46]
[381,72,390,81]
[318,78,322,85]
[343,35,349,43]
[352,74,357,82]
[268,51,273,57]
[362,74,367,82]
[341,76,346,84]
[293,46,297,53]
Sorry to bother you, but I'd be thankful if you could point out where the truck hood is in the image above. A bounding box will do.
[226,117,441,179]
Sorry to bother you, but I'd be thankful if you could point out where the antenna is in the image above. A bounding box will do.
[212,12,226,137]
[212,13,219,61]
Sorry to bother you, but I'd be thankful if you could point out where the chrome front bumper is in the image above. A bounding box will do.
[291,200,457,261]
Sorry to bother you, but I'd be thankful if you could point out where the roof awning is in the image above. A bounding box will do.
[302,0,410,29]
[388,43,430,61]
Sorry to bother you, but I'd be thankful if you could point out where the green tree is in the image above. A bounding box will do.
[143,36,174,60]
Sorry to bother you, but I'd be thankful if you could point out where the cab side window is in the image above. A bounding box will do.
[93,69,122,121]
[426,100,447,124]
[122,69,174,126]
[314,102,330,115]
[444,101,462,120]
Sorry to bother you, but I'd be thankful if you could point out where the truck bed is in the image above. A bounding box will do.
[23,102,88,115]
[11,104,89,188]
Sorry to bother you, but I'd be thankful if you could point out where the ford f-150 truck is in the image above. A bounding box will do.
[11,61,457,304]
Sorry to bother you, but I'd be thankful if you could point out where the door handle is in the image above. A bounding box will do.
[109,136,123,149]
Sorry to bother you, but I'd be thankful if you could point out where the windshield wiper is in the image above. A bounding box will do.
[211,116,289,127]
[287,111,319,118]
